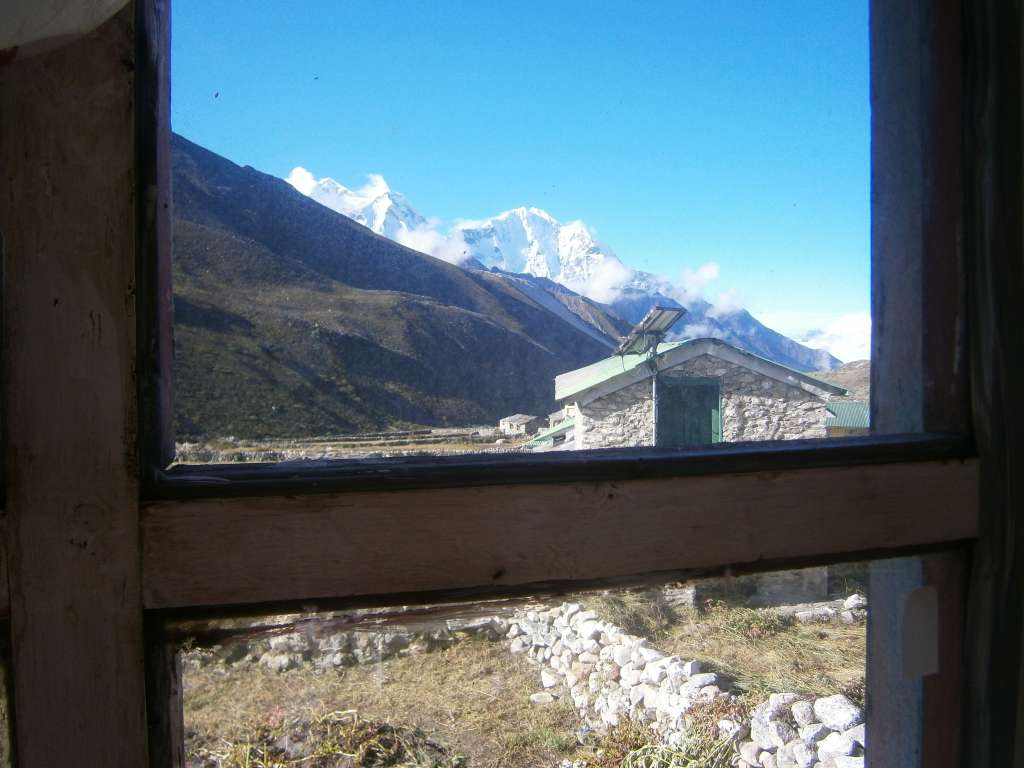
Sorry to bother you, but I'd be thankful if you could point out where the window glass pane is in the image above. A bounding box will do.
[179,564,869,767]
[170,3,870,464]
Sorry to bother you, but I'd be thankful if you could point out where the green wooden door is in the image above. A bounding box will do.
[656,378,721,447]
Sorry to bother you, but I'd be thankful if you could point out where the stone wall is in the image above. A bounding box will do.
[576,379,654,449]
[509,601,866,767]
[576,354,829,449]
[661,356,828,442]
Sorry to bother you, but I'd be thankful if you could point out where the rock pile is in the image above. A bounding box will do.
[509,601,866,767]
[739,692,865,768]
[508,602,735,747]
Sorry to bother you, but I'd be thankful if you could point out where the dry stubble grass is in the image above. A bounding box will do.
[184,594,866,768]
[185,636,583,768]
[659,602,865,704]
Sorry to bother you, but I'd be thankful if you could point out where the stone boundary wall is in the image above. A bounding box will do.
[508,599,867,768]
[186,615,511,673]
[186,594,868,768]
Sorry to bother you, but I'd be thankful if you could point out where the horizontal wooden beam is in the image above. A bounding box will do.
[142,457,978,611]
[151,432,969,498]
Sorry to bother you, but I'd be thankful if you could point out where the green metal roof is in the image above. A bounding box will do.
[554,342,687,401]
[554,338,848,403]
[525,418,575,448]
[826,400,870,429]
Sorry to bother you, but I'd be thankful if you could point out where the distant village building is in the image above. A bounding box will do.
[825,400,870,437]
[549,337,847,451]
[499,413,544,437]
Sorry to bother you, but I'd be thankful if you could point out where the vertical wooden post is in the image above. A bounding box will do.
[870,0,967,766]
[0,7,149,767]
[962,0,1024,764]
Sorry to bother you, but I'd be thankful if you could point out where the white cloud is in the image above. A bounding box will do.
[755,310,872,363]
[708,287,742,318]
[678,322,714,338]
[396,220,472,265]
[561,258,635,304]
[285,166,317,195]
[675,262,720,302]
[358,173,390,199]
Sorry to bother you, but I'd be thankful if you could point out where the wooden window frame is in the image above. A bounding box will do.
[0,0,996,766]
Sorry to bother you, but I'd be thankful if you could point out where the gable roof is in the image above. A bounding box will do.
[500,413,540,425]
[826,400,870,428]
[555,337,848,405]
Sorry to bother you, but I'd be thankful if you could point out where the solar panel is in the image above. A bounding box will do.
[615,306,687,356]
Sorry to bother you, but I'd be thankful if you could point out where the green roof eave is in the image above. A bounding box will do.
[525,418,575,447]
[554,338,848,404]
[826,400,870,428]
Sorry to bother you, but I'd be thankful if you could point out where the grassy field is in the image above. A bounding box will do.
[185,636,585,768]
[184,593,866,768]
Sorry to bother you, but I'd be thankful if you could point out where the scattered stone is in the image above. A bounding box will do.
[740,740,762,764]
[791,741,818,768]
[700,684,722,700]
[842,723,865,747]
[795,606,836,624]
[813,695,863,732]
[679,660,700,677]
[686,672,720,688]
[719,719,746,740]
[833,757,865,768]
[259,651,301,672]
[752,714,799,752]
[540,669,561,688]
[530,692,556,705]
[769,692,801,709]
[775,741,797,768]
[570,610,597,626]
[791,700,815,727]
[799,722,831,743]
[843,594,867,610]
[817,732,856,760]
[759,753,778,768]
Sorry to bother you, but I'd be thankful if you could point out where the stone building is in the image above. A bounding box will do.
[553,338,847,450]
[498,413,544,437]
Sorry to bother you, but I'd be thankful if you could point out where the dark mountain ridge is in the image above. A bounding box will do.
[171,135,626,439]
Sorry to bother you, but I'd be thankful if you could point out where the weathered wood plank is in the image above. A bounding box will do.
[961,0,1024,764]
[142,458,978,610]
[153,432,970,499]
[0,515,8,620]
[868,2,969,766]
[146,617,185,768]
[0,8,148,767]
[137,0,175,485]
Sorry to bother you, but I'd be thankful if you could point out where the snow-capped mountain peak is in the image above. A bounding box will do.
[455,206,623,287]
[295,172,427,241]
[285,166,847,368]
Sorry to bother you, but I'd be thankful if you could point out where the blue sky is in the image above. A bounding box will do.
[172,1,870,358]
